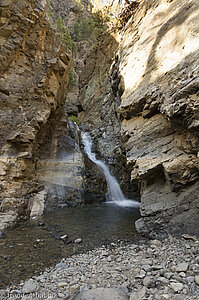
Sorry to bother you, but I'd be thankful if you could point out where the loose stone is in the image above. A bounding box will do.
[170,282,183,292]
[176,263,189,272]
[194,275,199,286]
[74,238,82,244]
[22,279,38,294]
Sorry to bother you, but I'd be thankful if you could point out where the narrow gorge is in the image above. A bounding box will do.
[1,0,199,298]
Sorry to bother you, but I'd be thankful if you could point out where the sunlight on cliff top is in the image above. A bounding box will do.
[119,0,199,95]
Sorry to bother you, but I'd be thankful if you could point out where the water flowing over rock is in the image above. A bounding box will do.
[81,132,140,207]
[0,0,199,237]
[78,0,199,237]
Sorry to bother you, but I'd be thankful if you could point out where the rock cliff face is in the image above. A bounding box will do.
[117,0,199,237]
[0,0,84,229]
[78,32,135,198]
[78,0,199,237]
[1,0,199,237]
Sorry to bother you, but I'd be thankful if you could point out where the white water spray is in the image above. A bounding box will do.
[81,132,140,208]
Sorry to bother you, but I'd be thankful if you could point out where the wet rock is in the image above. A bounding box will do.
[74,238,82,244]
[72,287,129,300]
[0,232,6,238]
[60,234,68,239]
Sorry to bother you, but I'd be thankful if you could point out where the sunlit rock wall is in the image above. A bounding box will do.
[118,0,199,236]
[0,0,73,229]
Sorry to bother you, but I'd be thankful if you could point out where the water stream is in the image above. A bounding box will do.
[0,132,141,288]
[81,132,140,208]
[0,204,140,288]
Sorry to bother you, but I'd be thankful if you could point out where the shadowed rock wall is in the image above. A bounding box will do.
[78,33,134,199]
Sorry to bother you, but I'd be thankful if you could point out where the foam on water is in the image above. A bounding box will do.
[81,132,140,208]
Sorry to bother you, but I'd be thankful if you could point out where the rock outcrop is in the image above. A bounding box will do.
[0,0,84,229]
[1,0,199,237]
[78,32,136,198]
[78,0,199,237]
[117,0,199,237]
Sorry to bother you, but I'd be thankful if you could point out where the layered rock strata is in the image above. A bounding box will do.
[0,0,81,229]
[78,0,199,236]
[78,32,134,198]
[117,0,199,236]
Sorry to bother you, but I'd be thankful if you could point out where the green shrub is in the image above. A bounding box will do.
[62,27,72,50]
[69,115,78,123]
[91,26,103,40]
[69,70,76,86]
[56,16,74,52]
[74,1,84,13]
[73,15,104,42]
[56,16,65,34]
[71,40,77,54]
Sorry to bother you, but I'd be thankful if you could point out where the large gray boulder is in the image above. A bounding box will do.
[72,287,129,300]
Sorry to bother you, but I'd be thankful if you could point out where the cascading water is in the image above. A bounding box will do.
[81,132,140,208]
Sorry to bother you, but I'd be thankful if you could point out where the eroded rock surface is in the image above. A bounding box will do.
[0,0,83,228]
[78,32,135,198]
[117,0,199,236]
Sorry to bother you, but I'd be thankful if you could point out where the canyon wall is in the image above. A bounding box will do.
[78,32,135,198]
[118,0,199,237]
[0,0,85,229]
[1,0,199,237]
[79,0,199,237]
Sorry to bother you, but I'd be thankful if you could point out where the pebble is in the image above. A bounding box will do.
[74,238,82,244]
[60,234,68,239]
[57,281,68,288]
[194,275,199,285]
[176,262,189,272]
[170,282,183,292]
[2,237,199,299]
[164,272,173,279]
[22,279,38,294]
[143,276,153,288]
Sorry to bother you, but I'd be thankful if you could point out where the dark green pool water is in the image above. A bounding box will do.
[0,203,140,288]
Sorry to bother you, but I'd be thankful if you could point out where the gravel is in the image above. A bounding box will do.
[1,236,199,299]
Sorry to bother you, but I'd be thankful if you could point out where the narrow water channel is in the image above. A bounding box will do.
[0,203,140,288]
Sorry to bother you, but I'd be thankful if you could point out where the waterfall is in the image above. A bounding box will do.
[81,132,140,208]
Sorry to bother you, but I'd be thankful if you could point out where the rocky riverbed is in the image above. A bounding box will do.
[1,236,199,299]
